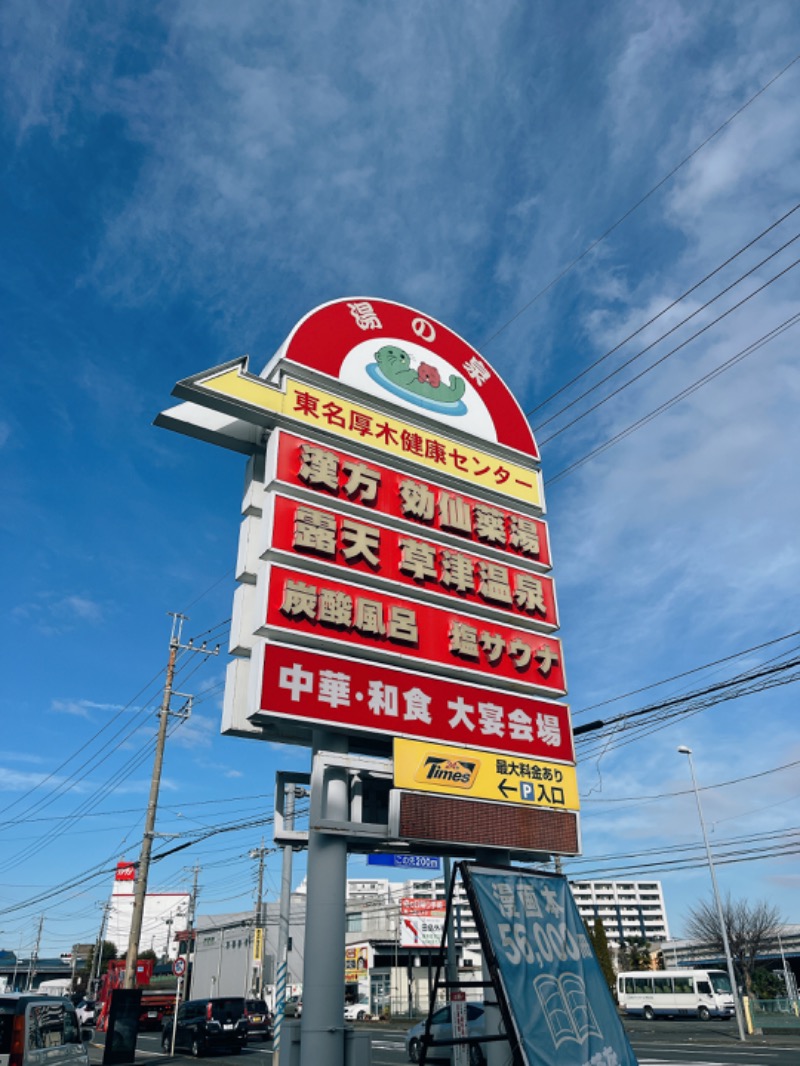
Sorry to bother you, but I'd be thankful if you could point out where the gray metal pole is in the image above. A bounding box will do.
[272,787,296,1066]
[678,747,747,1041]
[300,732,348,1066]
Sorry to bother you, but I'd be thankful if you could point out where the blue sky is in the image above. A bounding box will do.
[1,1,799,960]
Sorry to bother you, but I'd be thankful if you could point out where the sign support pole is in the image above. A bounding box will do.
[299,731,348,1066]
[273,785,298,1066]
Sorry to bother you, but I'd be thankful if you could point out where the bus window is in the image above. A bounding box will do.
[709,972,732,994]
[652,977,672,994]
[632,977,652,994]
[673,975,693,994]
[697,981,711,995]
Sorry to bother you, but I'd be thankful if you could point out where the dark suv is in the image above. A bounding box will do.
[243,1000,272,1041]
[162,997,247,1056]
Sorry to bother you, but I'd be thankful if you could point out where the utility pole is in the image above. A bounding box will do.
[124,614,217,989]
[26,916,43,991]
[90,902,110,995]
[249,841,271,998]
[183,863,200,1002]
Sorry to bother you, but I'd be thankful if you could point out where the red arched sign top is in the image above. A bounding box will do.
[268,298,538,459]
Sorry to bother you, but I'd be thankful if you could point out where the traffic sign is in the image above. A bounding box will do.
[172,957,186,977]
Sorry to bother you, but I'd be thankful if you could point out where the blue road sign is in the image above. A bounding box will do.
[367,854,441,870]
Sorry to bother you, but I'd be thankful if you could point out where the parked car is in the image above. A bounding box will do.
[0,992,91,1066]
[344,997,369,1021]
[405,1002,486,1064]
[282,995,302,1018]
[243,999,272,1040]
[161,996,248,1056]
[74,1000,96,1027]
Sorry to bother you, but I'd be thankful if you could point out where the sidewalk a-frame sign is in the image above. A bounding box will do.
[461,864,638,1066]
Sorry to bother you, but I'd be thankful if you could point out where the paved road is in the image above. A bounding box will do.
[89,1019,800,1066]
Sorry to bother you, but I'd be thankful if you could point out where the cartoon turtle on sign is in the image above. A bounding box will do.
[367,344,467,413]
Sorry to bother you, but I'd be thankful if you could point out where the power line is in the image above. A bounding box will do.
[547,309,800,484]
[526,201,800,418]
[536,229,800,436]
[482,50,800,349]
[573,627,800,717]
[575,656,800,759]
[540,253,800,447]
[580,757,800,805]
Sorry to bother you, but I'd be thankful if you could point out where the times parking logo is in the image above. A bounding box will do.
[414,755,479,789]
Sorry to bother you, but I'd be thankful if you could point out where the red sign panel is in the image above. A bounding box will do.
[275,298,539,457]
[260,563,566,696]
[253,641,575,761]
[267,429,551,568]
[401,899,445,916]
[265,493,559,631]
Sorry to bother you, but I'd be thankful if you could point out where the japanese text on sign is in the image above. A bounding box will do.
[466,869,638,1066]
[262,564,566,694]
[269,432,550,565]
[254,643,575,760]
[266,494,558,630]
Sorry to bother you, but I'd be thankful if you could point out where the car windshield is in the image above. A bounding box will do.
[211,999,245,1021]
[709,972,732,994]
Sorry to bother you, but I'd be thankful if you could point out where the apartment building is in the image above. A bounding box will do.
[568,880,670,951]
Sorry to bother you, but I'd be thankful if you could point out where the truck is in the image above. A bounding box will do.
[94,960,179,1032]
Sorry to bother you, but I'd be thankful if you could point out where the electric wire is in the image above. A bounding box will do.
[547,310,800,484]
[535,230,800,436]
[573,627,800,717]
[525,200,800,418]
[540,253,800,448]
[575,656,800,760]
[482,49,800,348]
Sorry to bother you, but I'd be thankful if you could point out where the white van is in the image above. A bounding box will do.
[0,994,90,1066]
[616,969,734,1020]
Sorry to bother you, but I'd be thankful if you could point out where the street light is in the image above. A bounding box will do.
[677,746,746,1041]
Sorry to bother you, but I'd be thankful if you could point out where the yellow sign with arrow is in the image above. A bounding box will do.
[393,738,580,811]
[161,357,543,509]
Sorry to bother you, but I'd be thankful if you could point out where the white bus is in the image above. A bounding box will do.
[616,969,734,1020]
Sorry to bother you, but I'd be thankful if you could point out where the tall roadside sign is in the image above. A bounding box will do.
[156,297,581,1064]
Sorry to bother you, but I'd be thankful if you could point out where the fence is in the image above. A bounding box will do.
[747,996,800,1033]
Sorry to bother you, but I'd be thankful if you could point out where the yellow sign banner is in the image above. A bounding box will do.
[176,359,543,509]
[393,738,580,812]
[253,926,263,961]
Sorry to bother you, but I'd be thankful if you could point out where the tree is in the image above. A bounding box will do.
[619,937,653,972]
[684,895,783,996]
[588,918,616,992]
[750,967,784,999]
[87,940,118,985]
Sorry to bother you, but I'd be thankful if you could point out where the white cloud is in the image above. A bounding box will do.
[12,593,107,634]
[50,698,123,718]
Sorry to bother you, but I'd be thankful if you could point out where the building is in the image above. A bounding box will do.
[656,923,800,988]
[189,894,307,1005]
[569,880,670,956]
[106,866,190,963]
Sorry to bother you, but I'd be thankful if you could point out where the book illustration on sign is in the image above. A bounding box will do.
[367,344,469,415]
[533,973,603,1049]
